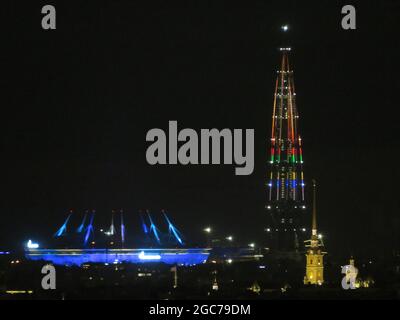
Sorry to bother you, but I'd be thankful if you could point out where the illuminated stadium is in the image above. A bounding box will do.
[24,210,210,266]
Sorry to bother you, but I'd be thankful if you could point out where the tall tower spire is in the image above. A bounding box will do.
[304,179,326,285]
[265,42,307,253]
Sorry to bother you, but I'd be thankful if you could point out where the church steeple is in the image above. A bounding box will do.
[312,179,318,239]
[304,179,326,285]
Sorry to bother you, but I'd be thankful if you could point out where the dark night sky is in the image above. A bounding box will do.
[1,0,400,258]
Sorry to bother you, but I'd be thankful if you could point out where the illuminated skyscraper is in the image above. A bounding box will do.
[304,180,325,285]
[265,47,308,252]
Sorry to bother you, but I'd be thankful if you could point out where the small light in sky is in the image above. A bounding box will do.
[281,25,289,32]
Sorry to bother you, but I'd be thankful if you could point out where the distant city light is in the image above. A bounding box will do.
[26,240,39,249]
[318,234,323,239]
[6,290,33,295]
[266,228,271,232]
[226,259,233,264]
[203,227,212,233]
[281,25,289,32]
[226,236,233,241]
[138,251,161,261]
[248,243,255,248]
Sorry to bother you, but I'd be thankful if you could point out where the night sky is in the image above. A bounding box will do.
[1,0,400,258]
